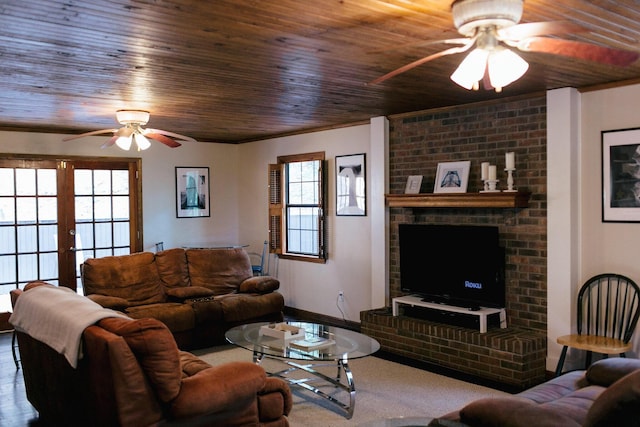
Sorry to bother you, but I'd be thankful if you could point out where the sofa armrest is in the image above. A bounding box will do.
[169,361,268,419]
[238,276,280,294]
[258,377,293,420]
[86,294,130,310]
[586,357,640,387]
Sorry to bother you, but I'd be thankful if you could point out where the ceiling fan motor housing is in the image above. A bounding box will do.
[452,0,523,36]
[116,109,150,126]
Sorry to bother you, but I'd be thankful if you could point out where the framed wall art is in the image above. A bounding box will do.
[336,153,366,216]
[433,161,470,193]
[175,166,210,218]
[602,127,640,222]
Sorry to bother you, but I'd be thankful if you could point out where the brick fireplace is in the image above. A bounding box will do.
[361,94,548,389]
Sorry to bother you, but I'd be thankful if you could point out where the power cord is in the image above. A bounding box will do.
[336,294,347,322]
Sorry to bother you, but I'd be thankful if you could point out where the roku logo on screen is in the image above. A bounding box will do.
[464,281,483,289]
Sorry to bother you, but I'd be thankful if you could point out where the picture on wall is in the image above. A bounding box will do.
[433,161,470,193]
[336,153,366,216]
[176,167,210,218]
[602,127,640,222]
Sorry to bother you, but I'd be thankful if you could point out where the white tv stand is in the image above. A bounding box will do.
[392,295,507,333]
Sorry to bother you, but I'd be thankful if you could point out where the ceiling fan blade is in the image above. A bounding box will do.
[62,128,117,141]
[367,38,470,55]
[368,41,475,85]
[518,37,639,66]
[101,135,118,149]
[499,21,586,41]
[144,132,182,148]
[144,128,197,143]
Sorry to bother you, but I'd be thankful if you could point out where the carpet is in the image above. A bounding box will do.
[193,345,508,427]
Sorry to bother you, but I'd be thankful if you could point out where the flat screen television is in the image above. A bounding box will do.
[399,224,505,309]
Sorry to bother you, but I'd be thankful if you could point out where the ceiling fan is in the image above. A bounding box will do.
[63,110,197,150]
[369,0,639,92]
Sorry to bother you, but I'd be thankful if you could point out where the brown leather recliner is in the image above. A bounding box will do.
[11,283,292,427]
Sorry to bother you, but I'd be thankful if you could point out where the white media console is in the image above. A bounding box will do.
[392,295,507,333]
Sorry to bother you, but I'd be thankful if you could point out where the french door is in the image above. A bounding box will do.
[0,155,142,330]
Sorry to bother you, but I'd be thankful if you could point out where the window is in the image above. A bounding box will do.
[269,152,326,262]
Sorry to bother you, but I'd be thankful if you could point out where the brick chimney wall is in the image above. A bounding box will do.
[387,94,547,334]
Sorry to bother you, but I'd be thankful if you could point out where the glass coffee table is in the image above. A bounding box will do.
[225,321,380,419]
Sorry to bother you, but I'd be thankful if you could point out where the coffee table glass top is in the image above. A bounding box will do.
[225,321,380,361]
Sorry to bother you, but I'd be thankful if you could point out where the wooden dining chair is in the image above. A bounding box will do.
[555,273,640,376]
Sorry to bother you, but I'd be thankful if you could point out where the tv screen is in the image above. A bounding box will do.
[399,224,505,309]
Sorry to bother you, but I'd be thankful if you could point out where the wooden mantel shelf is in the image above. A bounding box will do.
[385,191,531,209]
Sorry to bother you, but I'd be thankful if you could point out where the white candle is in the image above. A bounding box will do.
[488,165,497,180]
[481,162,489,180]
[505,152,515,169]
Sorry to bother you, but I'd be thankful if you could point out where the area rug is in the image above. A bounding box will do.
[193,345,508,427]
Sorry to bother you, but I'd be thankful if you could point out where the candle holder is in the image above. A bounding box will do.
[480,179,500,193]
[504,168,517,192]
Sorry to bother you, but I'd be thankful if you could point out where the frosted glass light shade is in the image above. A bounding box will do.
[115,135,132,150]
[450,48,489,90]
[487,48,529,89]
[133,133,151,150]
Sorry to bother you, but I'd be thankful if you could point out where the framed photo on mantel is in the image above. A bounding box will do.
[405,175,423,194]
[433,161,470,194]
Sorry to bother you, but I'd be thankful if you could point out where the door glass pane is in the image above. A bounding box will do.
[113,196,129,220]
[16,198,36,223]
[94,223,113,248]
[94,170,111,195]
[94,196,112,220]
[38,169,57,195]
[114,222,130,246]
[0,169,14,196]
[75,170,93,195]
[16,169,36,196]
[113,170,129,194]
[75,196,94,221]
[17,225,37,252]
[17,253,37,282]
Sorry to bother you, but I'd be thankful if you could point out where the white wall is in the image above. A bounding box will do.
[547,83,640,371]
[237,122,380,322]
[0,131,241,251]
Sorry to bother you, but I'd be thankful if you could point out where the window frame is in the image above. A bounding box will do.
[270,152,326,263]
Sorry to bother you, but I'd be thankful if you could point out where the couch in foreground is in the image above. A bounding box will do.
[81,247,284,349]
[11,282,293,427]
[429,357,640,427]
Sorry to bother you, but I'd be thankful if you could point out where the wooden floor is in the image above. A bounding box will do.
[0,332,39,426]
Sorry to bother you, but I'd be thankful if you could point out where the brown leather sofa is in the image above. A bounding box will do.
[11,282,293,427]
[81,247,284,349]
[429,357,640,427]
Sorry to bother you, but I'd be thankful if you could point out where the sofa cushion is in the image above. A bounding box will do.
[186,248,253,295]
[584,368,640,427]
[460,397,581,427]
[99,317,182,403]
[125,302,196,333]
[82,252,166,306]
[155,248,191,288]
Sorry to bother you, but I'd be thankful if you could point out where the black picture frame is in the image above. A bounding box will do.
[602,127,640,222]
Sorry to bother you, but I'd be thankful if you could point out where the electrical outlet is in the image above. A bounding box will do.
[338,291,344,302]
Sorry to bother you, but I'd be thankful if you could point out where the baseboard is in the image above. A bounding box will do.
[283,306,360,332]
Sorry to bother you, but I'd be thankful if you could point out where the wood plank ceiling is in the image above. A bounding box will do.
[1,0,640,144]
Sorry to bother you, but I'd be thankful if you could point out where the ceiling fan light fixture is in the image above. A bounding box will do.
[450,48,489,90]
[452,0,523,36]
[487,48,529,89]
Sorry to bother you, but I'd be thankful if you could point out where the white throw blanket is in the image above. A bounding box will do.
[9,285,130,368]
